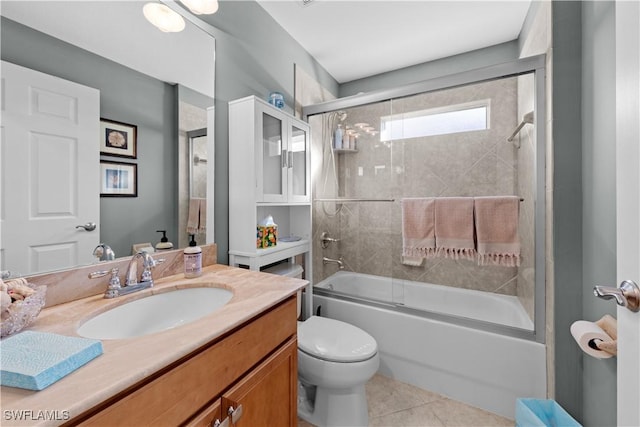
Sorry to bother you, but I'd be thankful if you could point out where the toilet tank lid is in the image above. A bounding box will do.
[263,263,303,278]
[298,316,377,362]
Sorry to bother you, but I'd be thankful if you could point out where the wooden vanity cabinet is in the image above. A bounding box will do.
[70,297,298,427]
[187,338,297,427]
[221,337,297,427]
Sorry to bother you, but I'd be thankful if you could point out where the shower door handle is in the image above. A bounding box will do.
[282,149,288,169]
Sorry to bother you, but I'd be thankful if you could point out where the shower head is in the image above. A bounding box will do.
[507,110,535,143]
[332,110,347,122]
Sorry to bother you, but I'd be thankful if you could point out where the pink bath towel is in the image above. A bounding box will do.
[401,198,436,258]
[474,196,521,267]
[434,197,476,260]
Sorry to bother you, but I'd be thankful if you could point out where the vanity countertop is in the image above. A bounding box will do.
[0,264,308,426]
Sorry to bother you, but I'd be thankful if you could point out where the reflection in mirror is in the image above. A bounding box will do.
[178,86,213,249]
[0,1,215,276]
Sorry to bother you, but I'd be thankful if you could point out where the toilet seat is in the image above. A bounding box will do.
[298,316,377,363]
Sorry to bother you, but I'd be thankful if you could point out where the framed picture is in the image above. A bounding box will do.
[100,161,137,197]
[100,118,137,158]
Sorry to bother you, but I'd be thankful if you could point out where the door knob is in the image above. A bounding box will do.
[75,222,97,231]
[594,280,640,312]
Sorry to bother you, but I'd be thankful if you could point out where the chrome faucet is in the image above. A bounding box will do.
[89,251,162,298]
[323,256,344,270]
[93,243,115,261]
[125,251,158,287]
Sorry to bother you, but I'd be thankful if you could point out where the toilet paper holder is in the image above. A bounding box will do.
[594,280,640,312]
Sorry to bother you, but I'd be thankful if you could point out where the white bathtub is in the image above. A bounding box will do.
[313,271,546,419]
[315,271,534,330]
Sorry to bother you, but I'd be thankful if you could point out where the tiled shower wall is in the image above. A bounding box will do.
[311,77,536,317]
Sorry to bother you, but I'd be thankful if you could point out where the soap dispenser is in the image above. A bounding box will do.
[155,230,174,251]
[184,234,202,278]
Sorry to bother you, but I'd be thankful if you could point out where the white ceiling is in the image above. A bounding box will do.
[257,0,532,83]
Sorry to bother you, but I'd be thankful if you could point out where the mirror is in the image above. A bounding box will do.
[0,1,216,275]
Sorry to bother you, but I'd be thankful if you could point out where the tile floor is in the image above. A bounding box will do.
[298,374,514,427]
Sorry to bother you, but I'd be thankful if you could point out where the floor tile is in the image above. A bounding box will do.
[297,373,514,427]
[366,374,444,418]
[427,398,514,427]
[370,403,445,427]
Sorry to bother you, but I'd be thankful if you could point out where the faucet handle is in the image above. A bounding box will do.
[89,267,121,298]
[140,254,164,284]
[107,268,121,288]
[105,268,121,298]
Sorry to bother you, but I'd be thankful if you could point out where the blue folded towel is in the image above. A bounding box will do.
[1,331,103,391]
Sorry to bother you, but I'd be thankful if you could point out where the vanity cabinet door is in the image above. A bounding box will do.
[184,399,226,427]
[221,337,297,427]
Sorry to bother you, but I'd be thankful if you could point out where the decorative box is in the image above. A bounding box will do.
[257,225,277,249]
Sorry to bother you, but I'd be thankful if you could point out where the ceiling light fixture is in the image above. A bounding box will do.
[143,2,186,32]
[181,0,219,15]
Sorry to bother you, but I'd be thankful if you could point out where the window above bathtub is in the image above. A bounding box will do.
[379,100,490,142]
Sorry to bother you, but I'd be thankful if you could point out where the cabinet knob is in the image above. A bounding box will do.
[212,417,229,427]
[227,405,244,424]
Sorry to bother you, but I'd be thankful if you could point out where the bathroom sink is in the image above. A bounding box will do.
[77,287,233,340]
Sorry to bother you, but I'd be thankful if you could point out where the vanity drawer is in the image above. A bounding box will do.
[72,296,297,426]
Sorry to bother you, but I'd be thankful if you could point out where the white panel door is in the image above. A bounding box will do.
[615,2,640,425]
[1,61,100,275]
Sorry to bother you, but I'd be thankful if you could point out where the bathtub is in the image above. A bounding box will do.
[312,271,546,419]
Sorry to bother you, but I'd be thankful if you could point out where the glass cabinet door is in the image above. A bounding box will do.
[261,111,286,201]
[288,124,308,201]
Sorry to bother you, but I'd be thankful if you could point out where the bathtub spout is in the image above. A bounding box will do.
[323,256,344,270]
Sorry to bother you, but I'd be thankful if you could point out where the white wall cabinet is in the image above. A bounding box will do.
[234,96,311,204]
[228,96,311,283]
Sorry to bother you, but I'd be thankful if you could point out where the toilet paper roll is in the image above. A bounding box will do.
[570,320,615,359]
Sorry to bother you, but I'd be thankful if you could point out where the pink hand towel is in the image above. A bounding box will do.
[401,198,436,259]
[187,198,206,235]
[434,197,476,260]
[474,196,521,267]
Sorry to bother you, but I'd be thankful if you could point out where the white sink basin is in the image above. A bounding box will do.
[77,287,233,340]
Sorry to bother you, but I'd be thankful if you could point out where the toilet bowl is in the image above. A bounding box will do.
[297,316,379,427]
[262,262,379,426]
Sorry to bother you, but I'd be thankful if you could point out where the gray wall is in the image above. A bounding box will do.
[552,2,618,425]
[197,1,339,264]
[581,1,617,426]
[1,17,178,259]
[551,1,584,421]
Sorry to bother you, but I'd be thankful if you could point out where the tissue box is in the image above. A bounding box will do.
[257,225,277,248]
[0,331,103,390]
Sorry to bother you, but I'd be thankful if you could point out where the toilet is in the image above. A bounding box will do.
[264,262,379,427]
